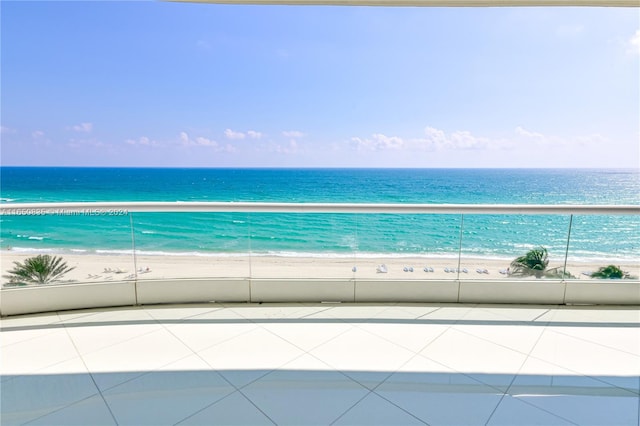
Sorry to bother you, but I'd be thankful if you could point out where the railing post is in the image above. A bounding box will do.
[129,213,139,305]
[561,214,574,304]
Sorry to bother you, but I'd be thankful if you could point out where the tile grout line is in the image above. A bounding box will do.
[220,304,419,423]
[547,326,640,358]
[173,389,277,426]
[82,308,222,394]
[149,308,279,426]
[531,308,551,322]
[482,321,579,426]
[156,304,330,425]
[55,310,120,426]
[346,309,466,425]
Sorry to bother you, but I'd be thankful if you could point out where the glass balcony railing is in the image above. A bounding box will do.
[1,202,639,288]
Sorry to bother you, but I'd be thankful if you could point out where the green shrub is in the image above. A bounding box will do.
[591,265,629,279]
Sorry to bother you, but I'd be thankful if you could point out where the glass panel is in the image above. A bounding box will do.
[568,214,640,280]
[459,214,572,280]
[131,212,250,280]
[353,213,461,280]
[248,213,357,280]
[1,211,135,286]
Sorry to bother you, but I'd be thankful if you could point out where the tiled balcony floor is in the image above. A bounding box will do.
[1,303,639,425]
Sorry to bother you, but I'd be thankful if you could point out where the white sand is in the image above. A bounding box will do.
[2,251,638,284]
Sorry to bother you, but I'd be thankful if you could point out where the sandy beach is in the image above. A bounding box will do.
[2,251,638,284]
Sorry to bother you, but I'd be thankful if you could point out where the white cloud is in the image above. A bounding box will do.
[224,129,246,140]
[71,122,93,133]
[247,130,263,139]
[1,126,16,134]
[352,133,405,151]
[195,136,217,146]
[179,131,219,148]
[352,127,501,153]
[282,130,304,138]
[32,130,45,138]
[628,29,640,55]
[180,132,190,146]
[126,136,158,147]
[274,139,298,154]
[67,138,106,149]
[424,127,490,150]
[514,126,608,149]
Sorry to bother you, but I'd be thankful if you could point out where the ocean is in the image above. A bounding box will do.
[1,167,639,262]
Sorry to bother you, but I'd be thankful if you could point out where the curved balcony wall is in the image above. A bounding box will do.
[1,203,638,316]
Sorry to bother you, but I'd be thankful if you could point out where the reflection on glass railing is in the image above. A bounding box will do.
[1,206,638,287]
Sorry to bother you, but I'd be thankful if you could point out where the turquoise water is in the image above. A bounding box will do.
[1,167,639,261]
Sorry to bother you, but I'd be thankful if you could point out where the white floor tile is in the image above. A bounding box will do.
[355,322,450,354]
[452,324,544,355]
[549,325,640,357]
[308,327,415,389]
[510,358,639,426]
[389,304,443,319]
[333,391,426,425]
[513,393,639,425]
[27,394,117,426]
[103,366,234,425]
[0,311,60,329]
[1,329,79,377]
[81,328,194,390]
[57,306,152,324]
[143,303,223,321]
[260,321,353,352]
[419,328,528,390]
[1,366,99,425]
[197,327,306,388]
[65,322,163,355]
[365,306,432,320]
[486,395,574,425]
[177,391,276,425]
[421,305,477,321]
[471,306,551,322]
[537,307,640,325]
[376,370,504,425]
[306,304,397,321]
[241,358,369,425]
[167,320,259,353]
[530,329,640,379]
[225,303,323,320]
[1,323,60,348]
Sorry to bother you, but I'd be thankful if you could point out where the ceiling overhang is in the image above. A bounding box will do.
[168,0,639,7]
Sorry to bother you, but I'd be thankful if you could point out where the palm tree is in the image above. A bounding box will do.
[591,265,629,279]
[3,255,75,285]
[510,247,549,278]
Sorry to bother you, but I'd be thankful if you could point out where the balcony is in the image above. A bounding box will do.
[1,202,639,425]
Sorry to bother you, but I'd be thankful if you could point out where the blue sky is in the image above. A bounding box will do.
[1,2,638,168]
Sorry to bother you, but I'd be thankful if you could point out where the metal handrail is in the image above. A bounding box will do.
[1,202,639,215]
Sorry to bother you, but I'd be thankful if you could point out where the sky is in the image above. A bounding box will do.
[1,1,639,168]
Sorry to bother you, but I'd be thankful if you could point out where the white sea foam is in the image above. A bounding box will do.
[4,246,638,264]
[9,247,55,253]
